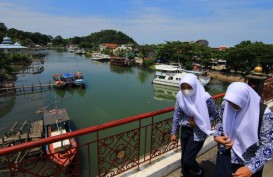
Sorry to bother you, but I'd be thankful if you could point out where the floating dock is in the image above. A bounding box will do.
[0,120,43,148]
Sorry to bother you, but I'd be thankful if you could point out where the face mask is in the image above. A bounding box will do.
[182,89,194,96]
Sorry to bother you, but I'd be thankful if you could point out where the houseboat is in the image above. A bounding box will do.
[110,57,130,66]
[152,64,210,88]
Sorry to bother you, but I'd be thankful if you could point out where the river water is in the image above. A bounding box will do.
[0,50,228,136]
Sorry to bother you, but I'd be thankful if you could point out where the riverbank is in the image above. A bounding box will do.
[207,70,247,82]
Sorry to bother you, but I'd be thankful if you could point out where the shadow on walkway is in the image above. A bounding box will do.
[166,146,273,177]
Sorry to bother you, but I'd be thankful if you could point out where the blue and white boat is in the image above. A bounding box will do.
[63,73,74,87]
[73,71,86,87]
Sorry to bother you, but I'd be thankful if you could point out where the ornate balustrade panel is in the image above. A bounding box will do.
[0,146,80,177]
[0,95,225,177]
[98,128,141,177]
[150,117,177,159]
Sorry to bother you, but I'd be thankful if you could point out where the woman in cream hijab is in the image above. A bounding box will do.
[171,73,219,177]
[213,82,273,177]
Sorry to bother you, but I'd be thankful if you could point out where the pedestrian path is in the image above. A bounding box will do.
[166,146,273,177]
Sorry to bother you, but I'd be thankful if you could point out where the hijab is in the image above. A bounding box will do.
[177,73,214,135]
[223,82,261,160]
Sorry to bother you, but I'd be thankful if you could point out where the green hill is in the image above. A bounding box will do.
[68,29,137,47]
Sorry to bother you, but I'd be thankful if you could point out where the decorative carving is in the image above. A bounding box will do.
[117,150,125,159]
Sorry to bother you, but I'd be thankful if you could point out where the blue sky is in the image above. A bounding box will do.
[1,0,273,47]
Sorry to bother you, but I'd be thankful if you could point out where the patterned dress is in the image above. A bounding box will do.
[214,102,273,173]
[171,97,219,141]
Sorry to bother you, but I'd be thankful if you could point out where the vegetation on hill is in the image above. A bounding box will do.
[68,29,137,49]
[0,23,137,48]
[0,23,53,46]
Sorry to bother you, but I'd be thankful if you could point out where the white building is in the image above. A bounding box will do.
[0,35,28,53]
[112,45,132,55]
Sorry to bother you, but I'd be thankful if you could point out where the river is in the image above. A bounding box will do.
[0,50,229,136]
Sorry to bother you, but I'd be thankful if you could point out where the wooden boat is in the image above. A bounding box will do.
[63,73,74,87]
[110,57,130,66]
[52,74,65,89]
[44,108,77,167]
[73,71,86,87]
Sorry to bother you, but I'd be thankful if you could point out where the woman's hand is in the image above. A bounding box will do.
[171,134,177,143]
[232,166,253,177]
[188,117,197,127]
[214,136,234,149]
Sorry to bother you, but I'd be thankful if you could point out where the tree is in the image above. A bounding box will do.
[86,29,137,47]
[224,41,273,73]
[52,35,65,46]
[155,41,213,67]
[137,45,155,58]
[0,22,8,42]
[69,36,82,45]
[79,42,93,49]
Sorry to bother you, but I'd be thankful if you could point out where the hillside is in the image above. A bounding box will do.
[0,22,137,47]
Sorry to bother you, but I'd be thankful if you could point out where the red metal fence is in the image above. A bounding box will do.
[1,76,272,177]
[0,94,225,177]
[1,74,272,177]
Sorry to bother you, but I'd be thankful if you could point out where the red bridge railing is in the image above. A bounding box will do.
[0,94,225,177]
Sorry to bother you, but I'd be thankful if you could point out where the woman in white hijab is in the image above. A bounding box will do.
[171,73,219,177]
[213,82,273,177]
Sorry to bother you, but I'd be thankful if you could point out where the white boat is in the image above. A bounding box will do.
[152,64,210,88]
[74,49,86,54]
[90,53,110,62]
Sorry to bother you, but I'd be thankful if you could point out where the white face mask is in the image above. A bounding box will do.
[182,89,194,96]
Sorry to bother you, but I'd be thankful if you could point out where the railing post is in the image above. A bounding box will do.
[49,80,51,89]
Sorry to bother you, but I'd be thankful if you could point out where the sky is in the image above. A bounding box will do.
[1,0,273,47]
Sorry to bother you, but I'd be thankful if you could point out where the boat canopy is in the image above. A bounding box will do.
[63,73,74,78]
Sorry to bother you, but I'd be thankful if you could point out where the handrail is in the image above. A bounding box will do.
[0,93,228,177]
[212,93,225,99]
[0,107,174,155]
[0,94,225,156]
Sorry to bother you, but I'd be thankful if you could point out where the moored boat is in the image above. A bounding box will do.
[73,71,86,87]
[152,64,210,87]
[52,74,65,89]
[110,57,130,66]
[90,52,110,62]
[44,108,77,167]
[63,73,74,87]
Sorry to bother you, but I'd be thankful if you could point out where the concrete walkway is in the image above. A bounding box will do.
[166,146,273,177]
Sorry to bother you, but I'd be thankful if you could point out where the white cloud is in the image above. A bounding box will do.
[1,1,273,47]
